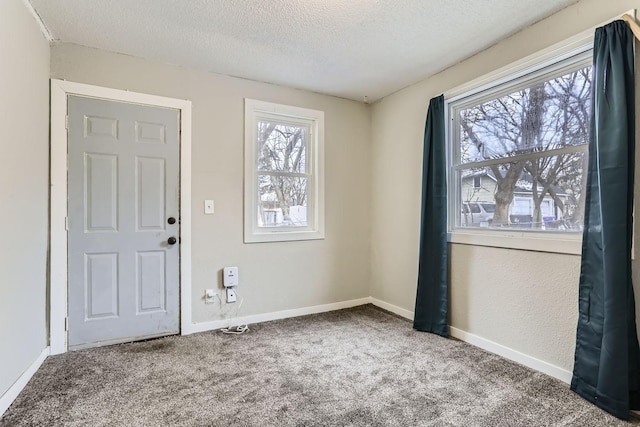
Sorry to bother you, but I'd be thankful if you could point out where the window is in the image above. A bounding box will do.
[244,99,324,242]
[448,50,592,239]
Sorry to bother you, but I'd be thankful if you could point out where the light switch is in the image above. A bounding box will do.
[204,200,215,214]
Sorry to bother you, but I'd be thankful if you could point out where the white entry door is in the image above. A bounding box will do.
[67,95,180,350]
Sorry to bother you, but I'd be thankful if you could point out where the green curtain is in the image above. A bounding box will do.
[413,95,448,337]
[571,20,640,420]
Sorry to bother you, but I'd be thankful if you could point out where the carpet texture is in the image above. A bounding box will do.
[2,305,637,426]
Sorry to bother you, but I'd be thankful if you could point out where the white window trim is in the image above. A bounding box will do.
[443,34,596,255]
[244,99,325,243]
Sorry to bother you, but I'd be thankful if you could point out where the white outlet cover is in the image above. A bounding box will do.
[226,288,237,303]
[204,200,215,214]
[204,289,216,303]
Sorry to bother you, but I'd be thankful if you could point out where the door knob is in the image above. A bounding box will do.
[167,237,177,245]
[167,217,176,224]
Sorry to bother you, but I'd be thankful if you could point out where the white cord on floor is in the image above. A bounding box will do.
[219,291,249,335]
[221,324,250,335]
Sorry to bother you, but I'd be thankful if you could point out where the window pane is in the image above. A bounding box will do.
[459,66,592,164]
[258,175,309,227]
[257,121,307,173]
[459,153,587,231]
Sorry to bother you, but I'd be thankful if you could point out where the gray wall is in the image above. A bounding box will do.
[370,0,640,373]
[0,0,50,399]
[50,43,372,325]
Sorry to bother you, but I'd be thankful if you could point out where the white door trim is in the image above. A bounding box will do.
[50,79,193,355]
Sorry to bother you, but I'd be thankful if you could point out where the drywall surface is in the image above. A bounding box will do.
[0,0,50,399]
[370,0,639,372]
[450,245,581,369]
[50,43,372,325]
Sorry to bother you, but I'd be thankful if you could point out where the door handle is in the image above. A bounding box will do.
[167,237,177,245]
[167,217,176,224]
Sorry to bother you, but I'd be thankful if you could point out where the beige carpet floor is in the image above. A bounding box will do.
[1,305,637,426]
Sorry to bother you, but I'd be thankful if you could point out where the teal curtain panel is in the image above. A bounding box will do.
[571,20,640,420]
[413,95,448,337]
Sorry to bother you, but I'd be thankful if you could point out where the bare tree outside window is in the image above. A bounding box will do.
[453,60,591,231]
[257,121,310,227]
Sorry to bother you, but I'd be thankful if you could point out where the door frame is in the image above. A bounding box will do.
[50,79,193,355]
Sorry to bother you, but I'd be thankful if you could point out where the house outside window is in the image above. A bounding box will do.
[244,99,325,243]
[448,49,592,235]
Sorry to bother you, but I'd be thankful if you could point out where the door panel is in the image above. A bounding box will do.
[137,251,166,313]
[135,121,166,144]
[137,157,166,231]
[85,253,119,319]
[84,115,118,140]
[67,95,180,350]
[84,153,118,232]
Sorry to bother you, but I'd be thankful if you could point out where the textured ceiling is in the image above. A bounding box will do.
[30,0,578,102]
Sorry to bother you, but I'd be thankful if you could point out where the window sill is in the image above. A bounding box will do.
[244,229,325,243]
[448,229,582,255]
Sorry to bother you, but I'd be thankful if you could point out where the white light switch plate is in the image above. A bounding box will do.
[204,200,215,214]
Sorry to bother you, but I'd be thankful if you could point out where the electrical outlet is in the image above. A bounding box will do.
[204,200,215,214]
[204,289,216,304]
[226,288,237,303]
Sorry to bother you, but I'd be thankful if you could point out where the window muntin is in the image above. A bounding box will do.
[449,52,591,233]
[244,99,324,242]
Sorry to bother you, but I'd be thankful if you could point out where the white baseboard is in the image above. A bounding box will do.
[449,327,572,384]
[0,347,50,417]
[367,297,572,384]
[370,297,415,320]
[183,297,372,335]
